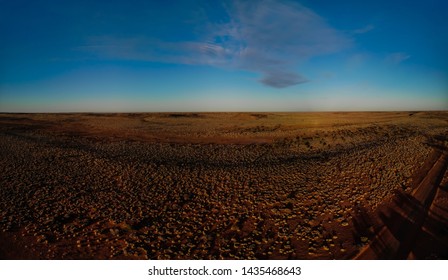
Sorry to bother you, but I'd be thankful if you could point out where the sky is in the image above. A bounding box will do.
[0,0,447,112]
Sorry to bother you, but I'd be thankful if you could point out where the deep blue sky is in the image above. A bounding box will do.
[0,0,447,112]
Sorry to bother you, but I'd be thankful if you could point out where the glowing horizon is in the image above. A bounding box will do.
[1,0,447,112]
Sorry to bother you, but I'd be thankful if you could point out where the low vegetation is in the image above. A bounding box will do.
[0,111,447,259]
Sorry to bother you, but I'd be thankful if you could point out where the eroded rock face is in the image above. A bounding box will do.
[0,112,446,259]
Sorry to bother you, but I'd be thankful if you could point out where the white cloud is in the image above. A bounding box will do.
[201,0,352,87]
[385,52,411,65]
[346,53,370,69]
[79,0,352,88]
[352,24,375,34]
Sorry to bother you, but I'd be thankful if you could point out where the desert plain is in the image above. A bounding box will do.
[0,111,447,259]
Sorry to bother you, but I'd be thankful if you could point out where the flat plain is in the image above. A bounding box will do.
[1,111,447,259]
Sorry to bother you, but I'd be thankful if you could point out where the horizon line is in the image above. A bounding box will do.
[1,110,447,114]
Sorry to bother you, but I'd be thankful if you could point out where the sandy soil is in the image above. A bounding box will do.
[0,111,447,259]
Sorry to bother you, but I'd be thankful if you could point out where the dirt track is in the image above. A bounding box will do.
[356,138,448,259]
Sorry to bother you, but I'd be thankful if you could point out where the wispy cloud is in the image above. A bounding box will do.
[352,24,375,34]
[77,36,206,65]
[260,71,308,88]
[346,53,370,69]
[385,52,410,65]
[202,0,352,88]
[80,0,352,88]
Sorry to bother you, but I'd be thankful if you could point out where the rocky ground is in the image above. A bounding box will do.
[0,112,447,259]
